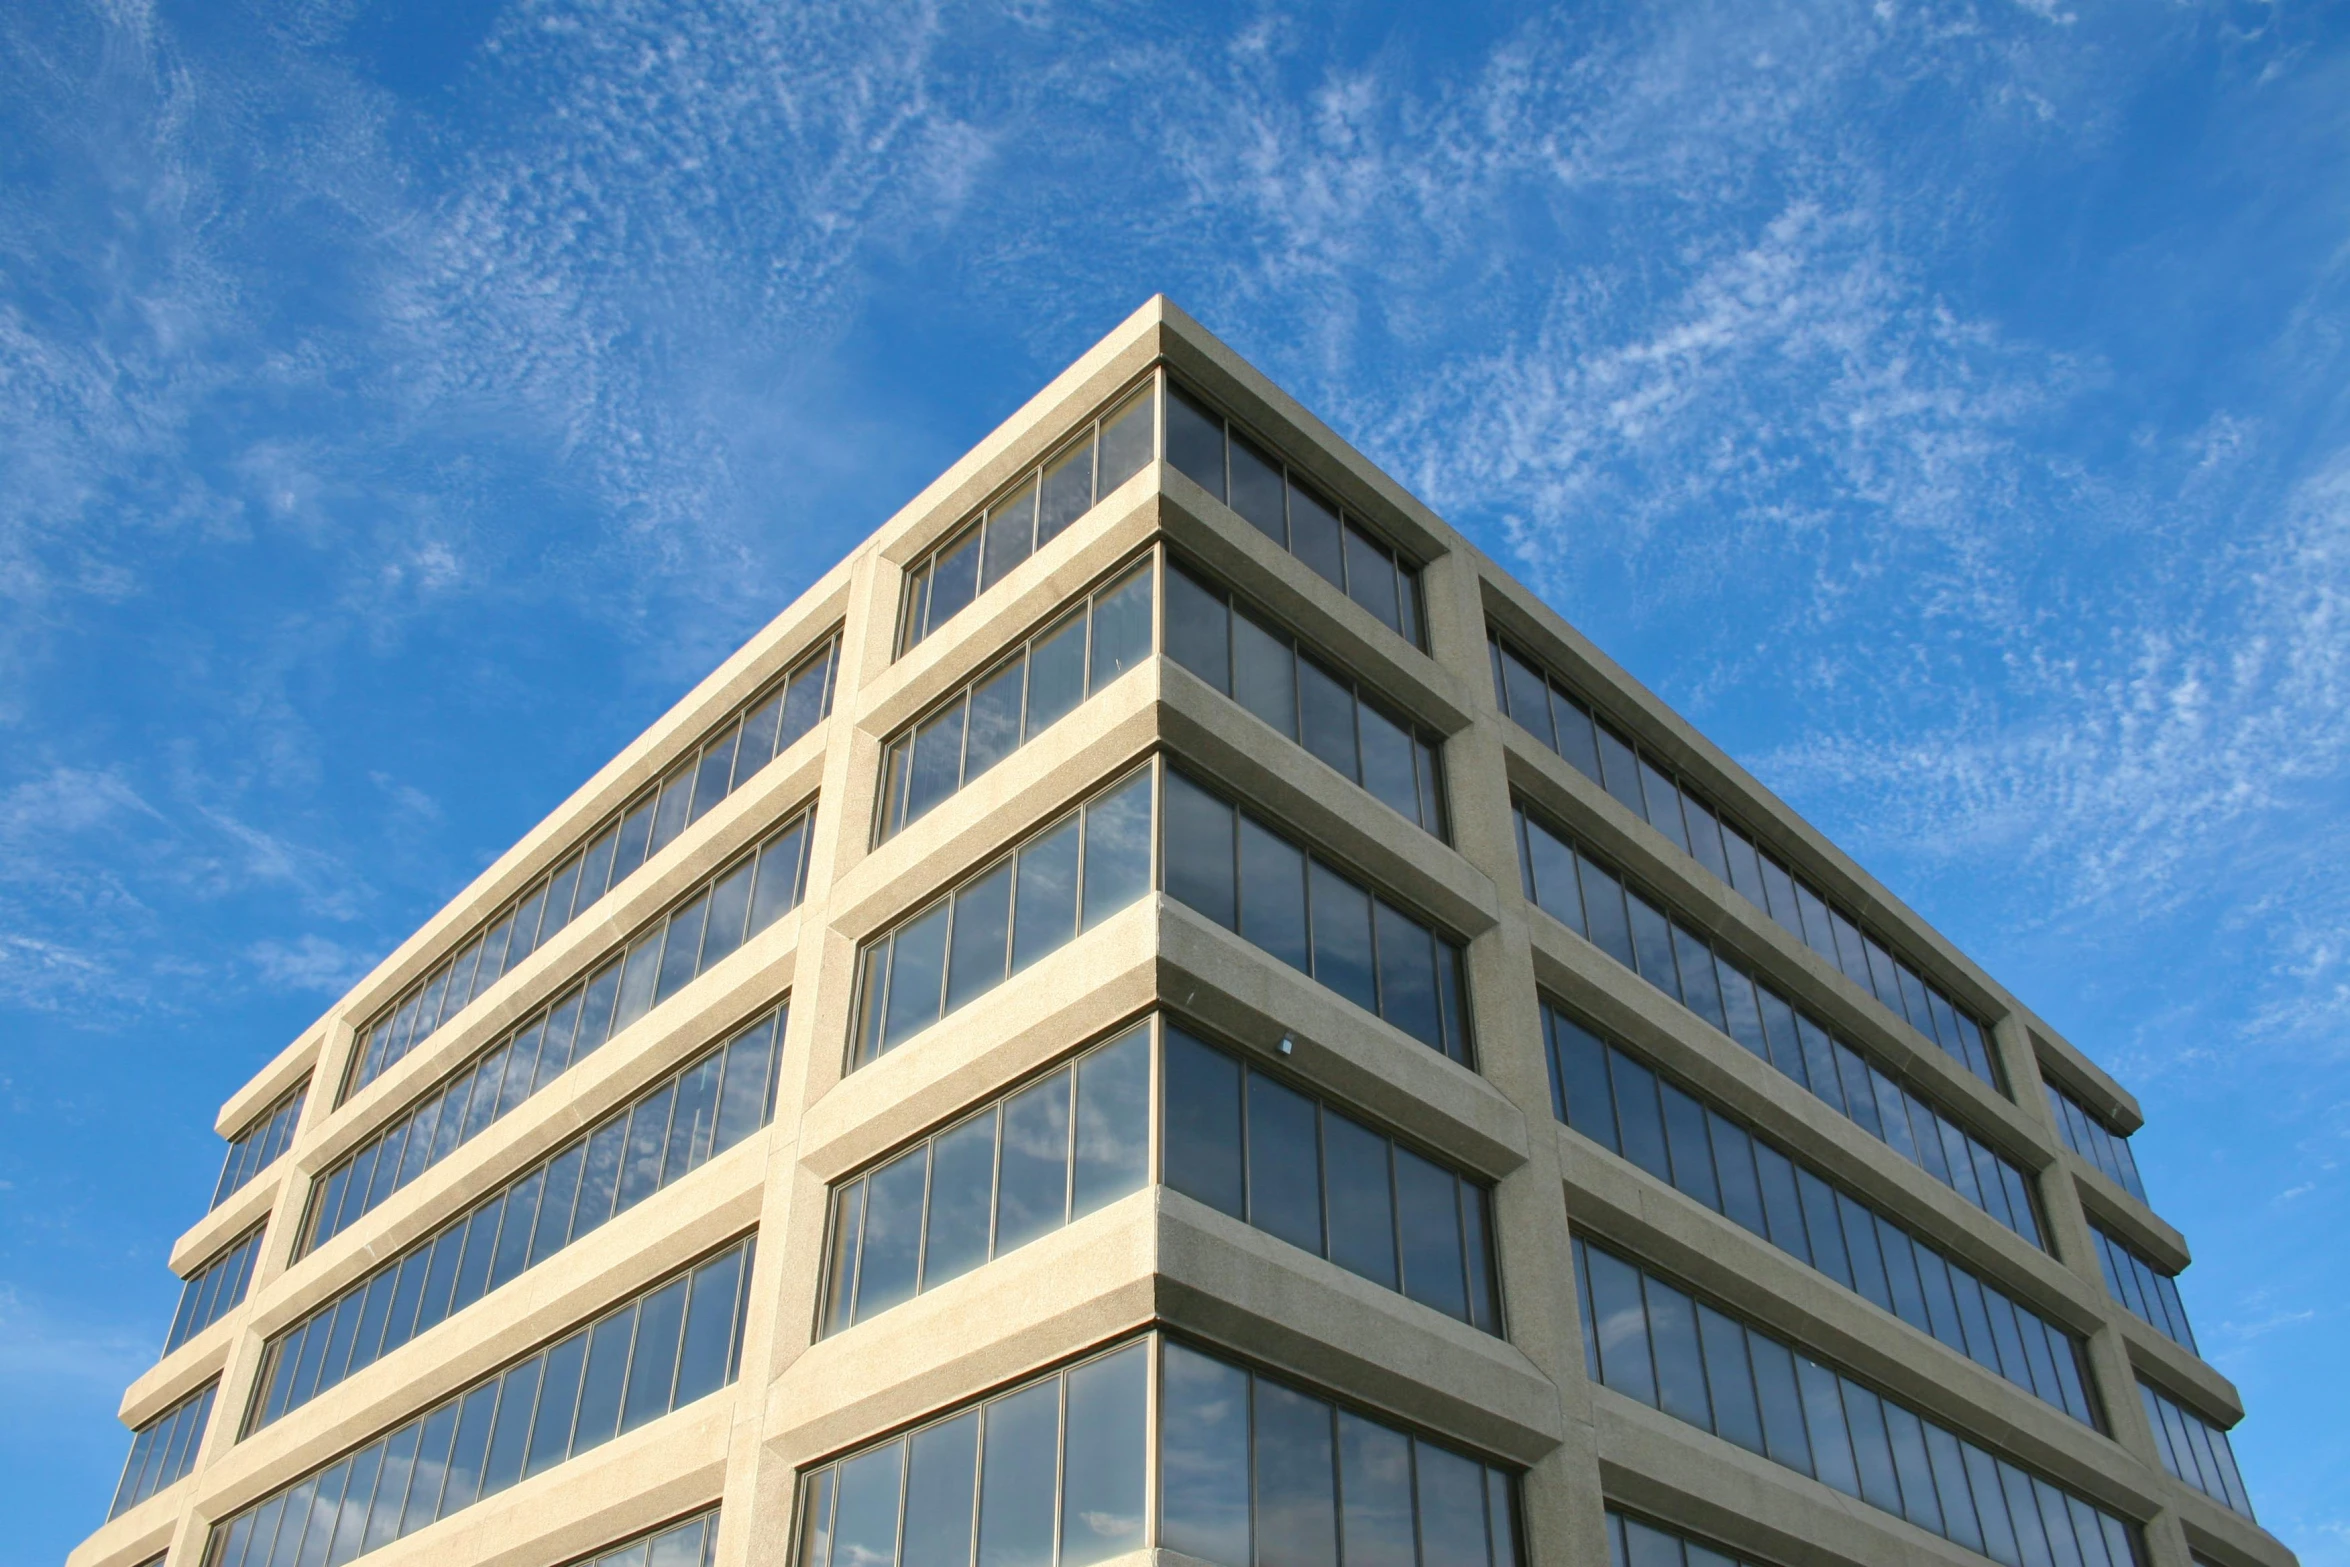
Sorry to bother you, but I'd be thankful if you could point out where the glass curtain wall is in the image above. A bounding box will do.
[1607,1511,1764,1567]
[1165,558,1447,839]
[2140,1383,2256,1520]
[1162,380,1426,648]
[109,1381,217,1519]
[2044,1082,2148,1203]
[1164,766,1471,1065]
[165,1226,265,1355]
[1574,1239,2139,1567]
[2092,1227,2199,1354]
[1493,633,1998,1092]
[792,1335,1519,1567]
[852,768,1153,1070]
[254,1008,785,1432]
[877,557,1155,843]
[303,812,811,1257]
[212,1081,306,1209]
[580,1509,721,1567]
[819,1017,1499,1339]
[900,383,1157,654]
[348,636,836,1100]
[204,1239,756,1567]
[1544,1005,2095,1426]
[1517,802,2042,1248]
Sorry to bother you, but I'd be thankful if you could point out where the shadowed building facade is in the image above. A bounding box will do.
[69,298,2293,1567]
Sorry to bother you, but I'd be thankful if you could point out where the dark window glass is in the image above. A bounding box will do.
[1160,1343,1250,1566]
[1234,609,1298,737]
[1298,656,1359,780]
[1255,1381,1340,1567]
[1396,1149,1469,1322]
[1324,1115,1398,1290]
[1246,1073,1325,1255]
[1240,816,1311,972]
[1308,863,1378,1014]
[1167,565,1232,691]
[1166,388,1227,498]
[1289,480,1346,588]
[1165,1030,1244,1218]
[1230,433,1288,543]
[977,1381,1059,1567]
[1165,771,1237,929]
[923,1113,997,1290]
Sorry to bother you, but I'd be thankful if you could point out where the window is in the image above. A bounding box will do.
[823,1025,1148,1333]
[164,1225,265,1355]
[1607,1511,1768,1567]
[1163,380,1426,649]
[205,1238,756,1567]
[108,1380,215,1519]
[2045,1080,2148,1203]
[820,1017,1500,1338]
[346,634,836,1100]
[575,1509,721,1567]
[1517,801,2043,1249]
[254,1008,784,1433]
[792,1336,1519,1567]
[1163,1023,1500,1333]
[1574,1239,2139,1567]
[1166,557,1447,838]
[212,1081,305,1209]
[304,811,811,1257]
[1163,767,1471,1065]
[1544,1004,2095,1426]
[2142,1382,2256,1519]
[852,767,1154,1071]
[1492,632,2000,1094]
[2093,1225,2199,1354]
[901,384,1157,653]
[878,558,1155,843]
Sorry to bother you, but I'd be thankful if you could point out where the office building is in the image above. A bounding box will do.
[69,298,2292,1567]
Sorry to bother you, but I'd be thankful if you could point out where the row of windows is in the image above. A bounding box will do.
[165,1226,264,1355]
[1164,380,1427,649]
[347,637,836,1100]
[304,811,811,1257]
[109,1380,216,1520]
[204,1238,755,1567]
[900,384,1156,653]
[794,1336,1518,1567]
[878,559,1153,844]
[2093,1225,2199,1354]
[1492,635,1999,1093]
[255,1009,784,1432]
[1544,1007,2095,1426]
[824,1025,1147,1333]
[1516,804,2043,1247]
[212,1081,306,1210]
[824,1015,1502,1341]
[853,769,1152,1070]
[2140,1381,2255,1520]
[1167,767,1472,1065]
[1164,1023,1501,1335]
[2045,1081,2148,1204]
[1167,558,1448,839]
[588,1508,720,1567]
[1607,1511,1755,1567]
[1573,1239,2136,1567]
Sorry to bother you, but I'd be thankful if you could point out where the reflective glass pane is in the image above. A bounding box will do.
[976,1382,1059,1567]
[923,1114,997,1291]
[1234,610,1298,739]
[904,1415,979,1567]
[1011,818,1080,972]
[994,1075,1070,1255]
[1159,1344,1249,1566]
[1060,1347,1147,1567]
[1247,1072,1325,1255]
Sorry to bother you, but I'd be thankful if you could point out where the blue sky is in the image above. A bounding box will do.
[3,0,2346,1561]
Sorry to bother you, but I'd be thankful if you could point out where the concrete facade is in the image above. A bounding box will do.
[71,298,2294,1567]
